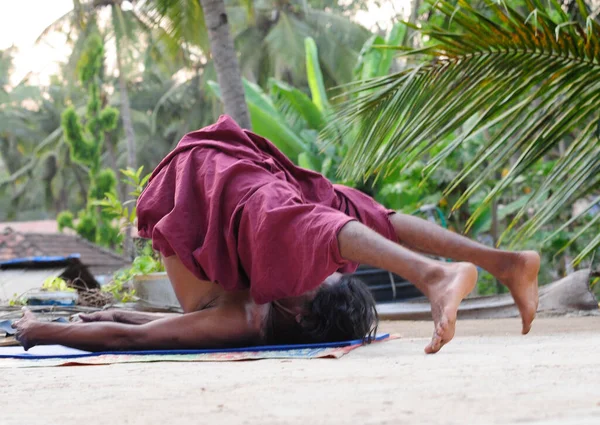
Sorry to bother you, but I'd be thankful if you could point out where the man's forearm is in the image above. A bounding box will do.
[113,310,180,325]
[32,321,144,352]
[24,299,261,352]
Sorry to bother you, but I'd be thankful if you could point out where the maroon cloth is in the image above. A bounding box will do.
[137,115,397,304]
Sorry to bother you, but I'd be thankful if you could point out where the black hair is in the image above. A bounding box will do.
[298,275,379,344]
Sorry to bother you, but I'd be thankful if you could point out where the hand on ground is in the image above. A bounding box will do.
[12,309,39,351]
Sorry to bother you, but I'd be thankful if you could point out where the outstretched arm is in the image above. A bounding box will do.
[15,304,262,352]
[77,310,180,325]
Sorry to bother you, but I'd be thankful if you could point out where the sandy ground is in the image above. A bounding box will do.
[2,316,600,425]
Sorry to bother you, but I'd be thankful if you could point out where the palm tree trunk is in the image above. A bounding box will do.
[409,0,421,24]
[114,28,135,260]
[115,43,137,170]
[104,132,126,201]
[198,0,251,129]
[406,0,422,47]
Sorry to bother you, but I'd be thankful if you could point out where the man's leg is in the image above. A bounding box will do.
[337,221,478,354]
[389,213,540,334]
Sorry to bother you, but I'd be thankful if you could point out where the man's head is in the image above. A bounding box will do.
[297,274,379,344]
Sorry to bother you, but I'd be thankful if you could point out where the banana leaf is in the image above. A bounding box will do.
[207,80,315,164]
[378,22,407,76]
[305,37,331,114]
[268,78,326,131]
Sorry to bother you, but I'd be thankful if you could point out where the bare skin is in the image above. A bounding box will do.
[13,291,269,352]
[337,214,540,354]
[12,255,307,352]
[337,220,478,353]
[388,214,540,335]
[13,213,539,354]
[78,310,180,325]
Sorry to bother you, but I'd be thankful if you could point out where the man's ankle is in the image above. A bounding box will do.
[418,263,450,291]
[489,251,520,282]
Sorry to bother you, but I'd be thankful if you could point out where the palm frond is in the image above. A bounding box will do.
[34,9,80,44]
[329,0,600,258]
[0,126,64,189]
[150,77,192,133]
[305,9,371,85]
[264,12,313,82]
[235,26,268,80]
[269,78,326,131]
[142,0,210,53]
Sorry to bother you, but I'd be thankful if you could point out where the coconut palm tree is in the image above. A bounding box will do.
[140,0,251,127]
[331,0,600,263]
[0,49,89,220]
[230,0,371,88]
[130,56,217,169]
[36,0,170,171]
[143,0,372,129]
[198,0,251,128]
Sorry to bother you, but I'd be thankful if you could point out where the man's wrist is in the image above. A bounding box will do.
[31,321,61,346]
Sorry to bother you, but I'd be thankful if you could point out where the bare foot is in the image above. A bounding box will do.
[499,251,540,335]
[424,262,478,354]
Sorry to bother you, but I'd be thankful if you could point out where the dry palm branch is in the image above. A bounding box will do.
[328,0,600,264]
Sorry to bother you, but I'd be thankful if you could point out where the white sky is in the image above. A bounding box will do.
[0,0,410,87]
[0,0,73,86]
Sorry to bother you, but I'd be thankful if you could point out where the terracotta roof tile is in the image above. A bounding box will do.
[0,228,129,276]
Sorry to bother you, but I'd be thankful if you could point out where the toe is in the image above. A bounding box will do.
[424,341,438,354]
[521,316,534,335]
[425,331,443,354]
[520,303,536,335]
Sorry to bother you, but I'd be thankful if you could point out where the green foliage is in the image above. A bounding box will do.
[148,0,209,52]
[62,107,94,165]
[8,294,26,307]
[95,166,151,231]
[99,107,119,130]
[132,251,164,275]
[58,34,120,248]
[102,278,137,303]
[208,79,315,164]
[96,219,122,248]
[477,270,501,296]
[4,0,598,296]
[75,210,98,242]
[592,276,600,302]
[121,166,152,199]
[103,243,164,303]
[269,79,326,131]
[332,0,600,264]
[90,169,117,201]
[62,35,116,172]
[42,277,75,293]
[377,161,444,213]
[77,34,104,85]
[95,166,160,302]
[147,0,370,90]
[57,211,75,231]
[305,37,331,114]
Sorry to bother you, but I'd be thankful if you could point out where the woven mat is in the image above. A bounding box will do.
[0,334,397,368]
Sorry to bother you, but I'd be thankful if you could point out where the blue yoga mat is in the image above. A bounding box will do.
[0,334,389,359]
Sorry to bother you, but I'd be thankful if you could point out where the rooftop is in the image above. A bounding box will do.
[0,227,129,276]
